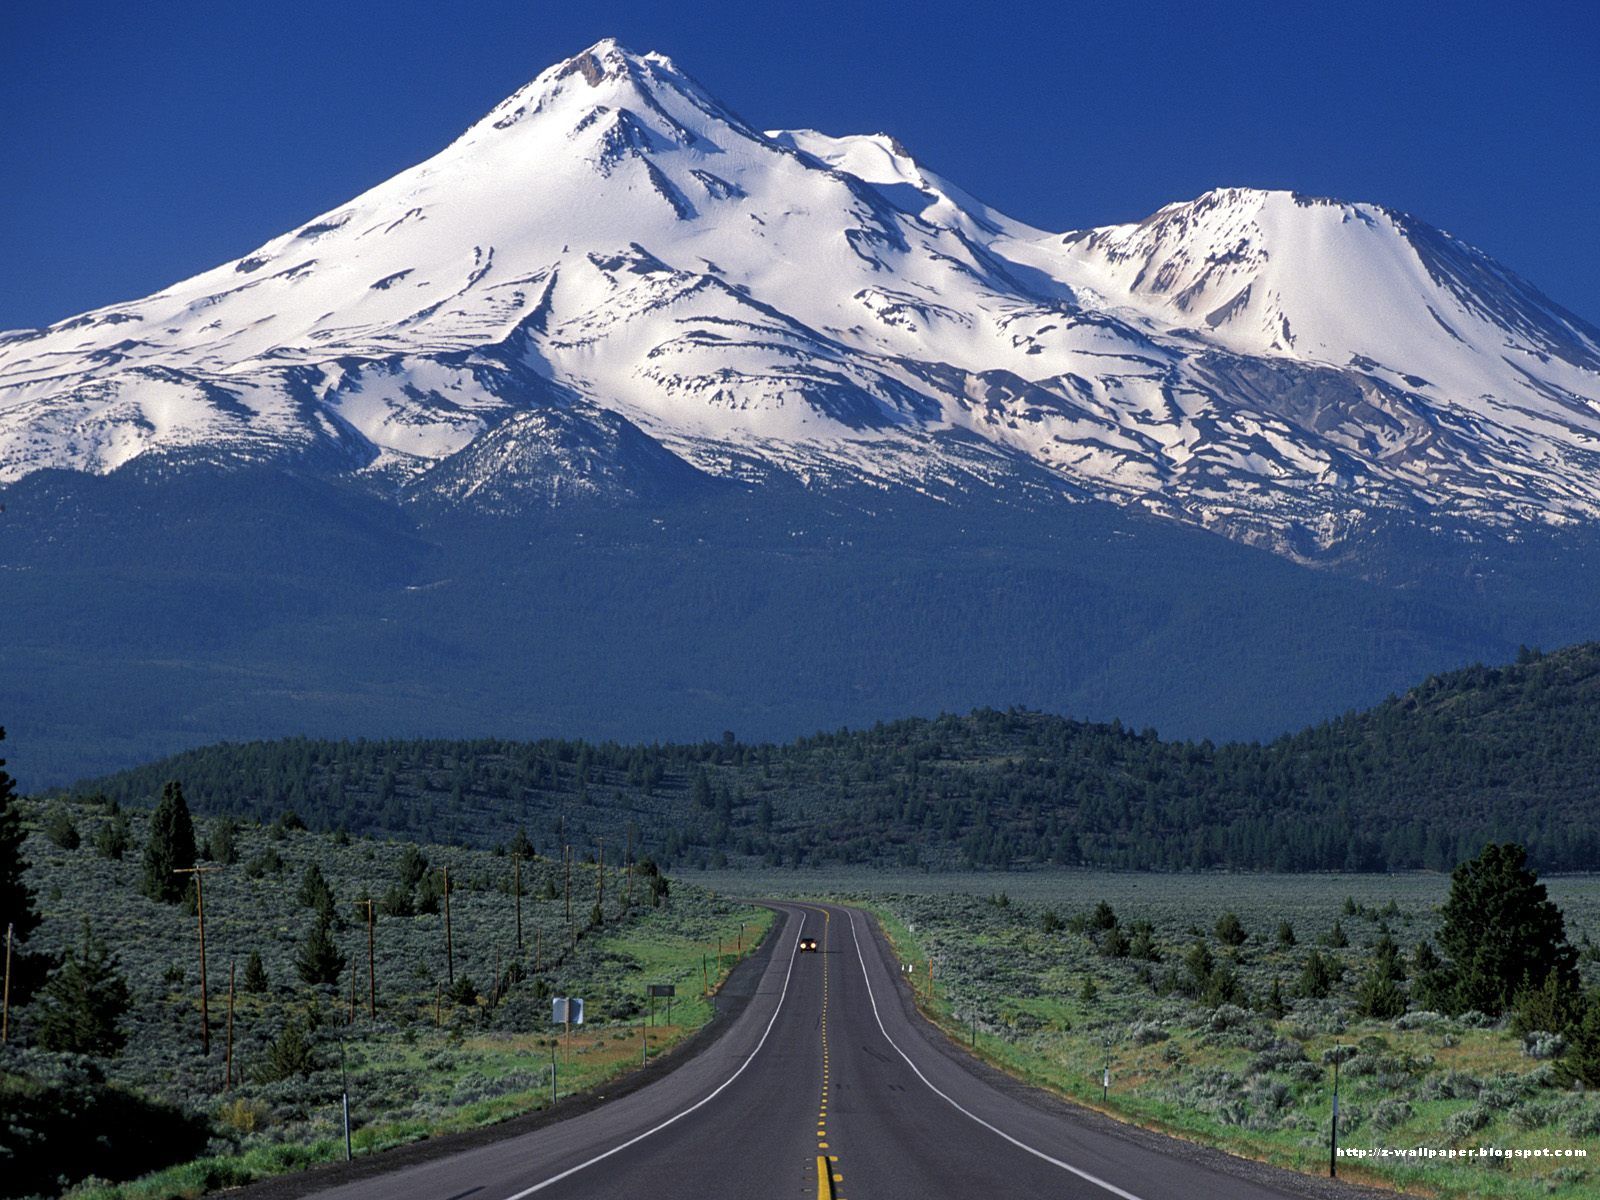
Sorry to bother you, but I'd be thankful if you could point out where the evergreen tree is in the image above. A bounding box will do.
[1183,940,1215,996]
[1265,977,1288,1017]
[1437,842,1579,1016]
[397,843,429,889]
[1512,970,1584,1035]
[205,818,240,865]
[43,803,79,850]
[509,826,535,858]
[1215,911,1248,946]
[93,805,131,860]
[1100,924,1130,958]
[1128,920,1162,962]
[294,915,345,985]
[34,919,131,1056]
[0,726,46,1002]
[1371,931,1407,983]
[140,781,196,903]
[1354,962,1407,1019]
[254,1015,317,1082]
[1276,920,1296,947]
[1559,993,1600,1088]
[297,862,336,922]
[241,950,269,993]
[1297,949,1335,999]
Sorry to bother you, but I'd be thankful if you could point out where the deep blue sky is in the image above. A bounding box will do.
[3,1,1596,330]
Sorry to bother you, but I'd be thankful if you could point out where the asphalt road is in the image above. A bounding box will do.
[300,902,1370,1200]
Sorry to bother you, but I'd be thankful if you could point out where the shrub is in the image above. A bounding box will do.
[1522,1031,1567,1060]
[1442,1104,1492,1140]
[1129,1020,1168,1046]
[1371,1098,1412,1131]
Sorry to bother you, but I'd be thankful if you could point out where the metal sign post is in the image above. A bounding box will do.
[649,983,675,1027]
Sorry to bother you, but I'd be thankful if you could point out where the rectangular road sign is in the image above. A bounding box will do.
[648,984,676,997]
[551,997,586,1024]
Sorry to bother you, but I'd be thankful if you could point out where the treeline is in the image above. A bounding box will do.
[76,642,1600,872]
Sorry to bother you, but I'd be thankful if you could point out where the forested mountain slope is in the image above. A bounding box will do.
[76,644,1600,873]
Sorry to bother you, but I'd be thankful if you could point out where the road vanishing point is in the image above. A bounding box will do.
[290,902,1369,1200]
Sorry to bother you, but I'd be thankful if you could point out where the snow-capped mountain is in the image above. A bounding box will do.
[5,38,1599,554]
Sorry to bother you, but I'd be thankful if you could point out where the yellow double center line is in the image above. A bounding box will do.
[810,907,845,1200]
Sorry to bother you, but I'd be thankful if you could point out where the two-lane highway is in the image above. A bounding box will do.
[293,903,1366,1200]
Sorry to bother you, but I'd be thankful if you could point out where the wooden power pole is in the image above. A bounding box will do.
[173,865,222,1057]
[224,959,236,1089]
[513,855,523,953]
[563,845,571,925]
[596,837,605,918]
[442,867,454,986]
[625,825,634,911]
[357,897,376,1019]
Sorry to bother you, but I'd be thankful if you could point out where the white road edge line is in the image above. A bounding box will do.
[845,905,1150,1200]
[499,908,804,1200]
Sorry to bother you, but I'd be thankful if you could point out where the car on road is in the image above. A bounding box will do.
[799,937,819,952]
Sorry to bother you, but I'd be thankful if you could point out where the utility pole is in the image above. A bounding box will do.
[513,855,523,954]
[357,897,376,1019]
[2,922,13,1044]
[225,959,236,1090]
[173,865,222,1057]
[596,837,605,919]
[563,845,571,925]
[625,825,634,910]
[535,924,542,973]
[442,866,454,986]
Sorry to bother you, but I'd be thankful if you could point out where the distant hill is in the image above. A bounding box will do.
[74,643,1600,873]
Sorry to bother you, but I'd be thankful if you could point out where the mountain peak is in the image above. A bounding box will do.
[3,42,1599,558]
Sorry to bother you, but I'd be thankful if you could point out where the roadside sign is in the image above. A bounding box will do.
[552,997,586,1025]
[648,984,675,997]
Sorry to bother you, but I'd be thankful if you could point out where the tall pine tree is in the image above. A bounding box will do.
[0,726,46,1002]
[140,781,197,903]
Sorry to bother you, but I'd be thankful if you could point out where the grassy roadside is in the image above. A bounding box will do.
[858,893,1599,1200]
[8,797,773,1200]
[65,904,772,1200]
